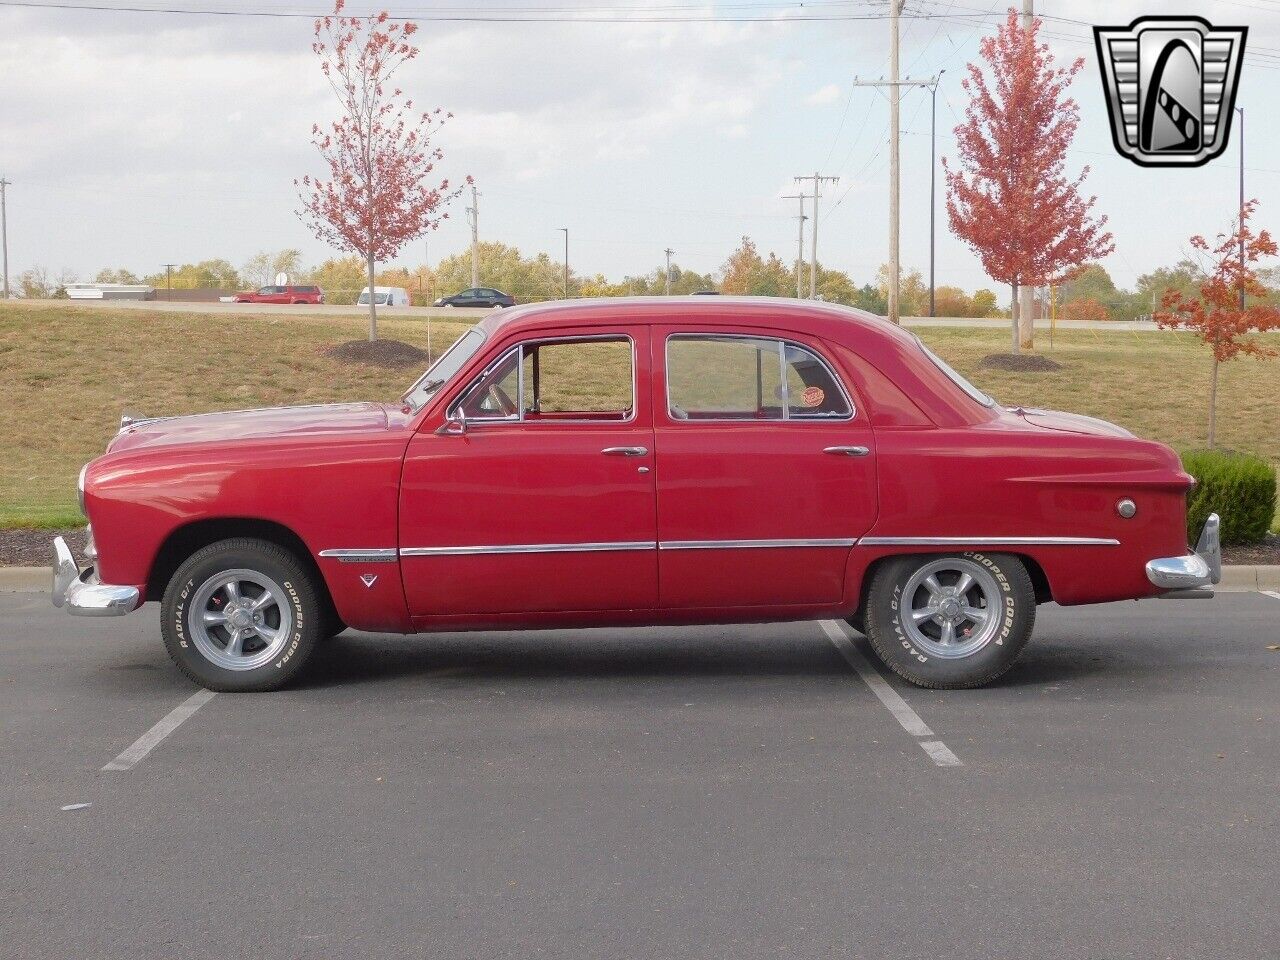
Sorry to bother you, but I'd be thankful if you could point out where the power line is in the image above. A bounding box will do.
[0,0,1011,21]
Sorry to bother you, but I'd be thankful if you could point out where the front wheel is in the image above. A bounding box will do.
[161,538,324,691]
[861,552,1035,689]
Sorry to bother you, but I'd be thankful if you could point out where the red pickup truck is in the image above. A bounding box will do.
[53,297,1219,693]
[233,285,324,305]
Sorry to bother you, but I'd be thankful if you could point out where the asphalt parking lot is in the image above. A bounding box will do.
[2,591,1278,960]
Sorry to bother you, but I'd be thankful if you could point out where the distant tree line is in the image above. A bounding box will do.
[17,238,1271,321]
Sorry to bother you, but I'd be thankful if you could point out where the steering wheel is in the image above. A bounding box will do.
[487,383,517,417]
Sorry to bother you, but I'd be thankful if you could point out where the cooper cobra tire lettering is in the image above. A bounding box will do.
[160,537,324,693]
[859,552,1038,690]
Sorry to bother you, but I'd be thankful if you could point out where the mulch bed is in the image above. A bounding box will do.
[324,338,429,368]
[1,527,88,567]
[5,526,1277,568]
[1222,534,1280,565]
[978,353,1064,372]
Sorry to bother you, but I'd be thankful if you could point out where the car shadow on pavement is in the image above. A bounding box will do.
[297,626,851,690]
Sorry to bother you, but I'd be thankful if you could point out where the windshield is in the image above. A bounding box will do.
[916,337,996,408]
[401,327,486,411]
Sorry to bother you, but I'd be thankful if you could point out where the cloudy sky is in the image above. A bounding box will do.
[1,0,1277,292]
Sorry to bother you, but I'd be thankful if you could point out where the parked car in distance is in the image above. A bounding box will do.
[434,287,515,308]
[359,286,412,307]
[55,297,1219,693]
[234,285,324,305]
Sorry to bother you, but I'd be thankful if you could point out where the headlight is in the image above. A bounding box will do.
[77,463,89,515]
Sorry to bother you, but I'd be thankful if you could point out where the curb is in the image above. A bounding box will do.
[2,565,1278,593]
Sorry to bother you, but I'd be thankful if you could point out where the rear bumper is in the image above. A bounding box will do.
[1145,514,1221,593]
[51,536,142,617]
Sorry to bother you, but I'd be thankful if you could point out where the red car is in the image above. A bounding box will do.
[233,284,324,305]
[53,298,1219,692]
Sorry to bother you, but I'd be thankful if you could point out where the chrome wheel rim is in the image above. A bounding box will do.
[188,569,293,671]
[899,558,1002,659]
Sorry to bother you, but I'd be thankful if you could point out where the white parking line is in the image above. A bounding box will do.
[820,620,963,767]
[1262,591,1280,602]
[102,689,217,771]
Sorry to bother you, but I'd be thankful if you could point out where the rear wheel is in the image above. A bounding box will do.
[862,553,1035,689]
[161,538,323,691]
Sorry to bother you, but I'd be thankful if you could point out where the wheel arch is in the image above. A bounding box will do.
[854,549,1054,611]
[146,517,327,603]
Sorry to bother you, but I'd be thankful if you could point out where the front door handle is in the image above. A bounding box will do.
[824,445,871,457]
[602,446,648,457]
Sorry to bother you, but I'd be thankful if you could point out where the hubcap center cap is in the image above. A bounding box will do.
[229,607,253,629]
[939,598,961,620]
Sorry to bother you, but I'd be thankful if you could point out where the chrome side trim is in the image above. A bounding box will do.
[401,541,656,557]
[658,538,857,550]
[858,536,1121,547]
[318,548,399,564]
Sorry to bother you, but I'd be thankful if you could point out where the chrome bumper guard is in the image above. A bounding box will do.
[51,536,142,616]
[1146,513,1221,595]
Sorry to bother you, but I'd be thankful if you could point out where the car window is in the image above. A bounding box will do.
[783,343,853,418]
[456,347,522,421]
[453,336,634,423]
[401,327,485,412]
[666,334,851,421]
[522,339,632,417]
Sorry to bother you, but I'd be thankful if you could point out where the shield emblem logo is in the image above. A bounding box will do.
[1094,16,1247,167]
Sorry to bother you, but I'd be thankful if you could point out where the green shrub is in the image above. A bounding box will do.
[1181,449,1277,546]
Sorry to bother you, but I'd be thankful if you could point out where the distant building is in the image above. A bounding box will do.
[65,283,155,301]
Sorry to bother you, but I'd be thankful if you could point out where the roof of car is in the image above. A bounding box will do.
[475,295,913,348]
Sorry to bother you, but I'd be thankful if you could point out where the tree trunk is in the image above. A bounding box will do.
[1010,282,1019,353]
[1019,284,1035,351]
[366,251,378,342]
[1207,354,1219,448]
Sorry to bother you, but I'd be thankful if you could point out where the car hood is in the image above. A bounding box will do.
[1014,407,1134,439]
[108,402,395,453]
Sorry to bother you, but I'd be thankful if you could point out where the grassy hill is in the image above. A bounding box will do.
[2,301,1276,528]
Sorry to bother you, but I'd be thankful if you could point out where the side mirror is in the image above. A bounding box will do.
[437,410,467,436]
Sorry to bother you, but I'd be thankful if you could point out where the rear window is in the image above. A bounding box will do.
[666,334,852,420]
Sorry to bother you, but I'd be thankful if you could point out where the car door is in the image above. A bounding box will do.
[654,327,877,608]
[400,326,657,617]
[458,288,480,307]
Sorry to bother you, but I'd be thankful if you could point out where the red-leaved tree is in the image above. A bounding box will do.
[298,0,465,341]
[1155,199,1280,448]
[945,9,1113,352]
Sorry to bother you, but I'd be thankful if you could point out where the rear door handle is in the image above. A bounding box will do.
[824,445,871,457]
[602,446,648,457]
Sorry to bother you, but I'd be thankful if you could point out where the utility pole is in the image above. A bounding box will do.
[1236,105,1245,311]
[664,248,675,295]
[163,263,176,301]
[793,173,838,298]
[929,71,945,317]
[853,61,938,322]
[0,176,10,300]
[889,0,901,320]
[466,183,480,288]
[783,193,809,299]
[557,228,569,299]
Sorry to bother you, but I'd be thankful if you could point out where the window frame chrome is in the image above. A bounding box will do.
[663,332,855,424]
[446,333,638,427]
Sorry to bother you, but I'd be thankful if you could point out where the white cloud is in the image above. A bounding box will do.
[807,83,842,105]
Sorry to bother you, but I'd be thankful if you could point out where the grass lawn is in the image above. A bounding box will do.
[2,301,1276,529]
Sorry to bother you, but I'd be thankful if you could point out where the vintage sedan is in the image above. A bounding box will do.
[53,298,1220,692]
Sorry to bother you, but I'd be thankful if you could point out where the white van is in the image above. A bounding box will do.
[358,286,411,307]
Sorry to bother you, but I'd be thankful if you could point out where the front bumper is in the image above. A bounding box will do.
[51,536,142,616]
[1145,513,1222,593]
